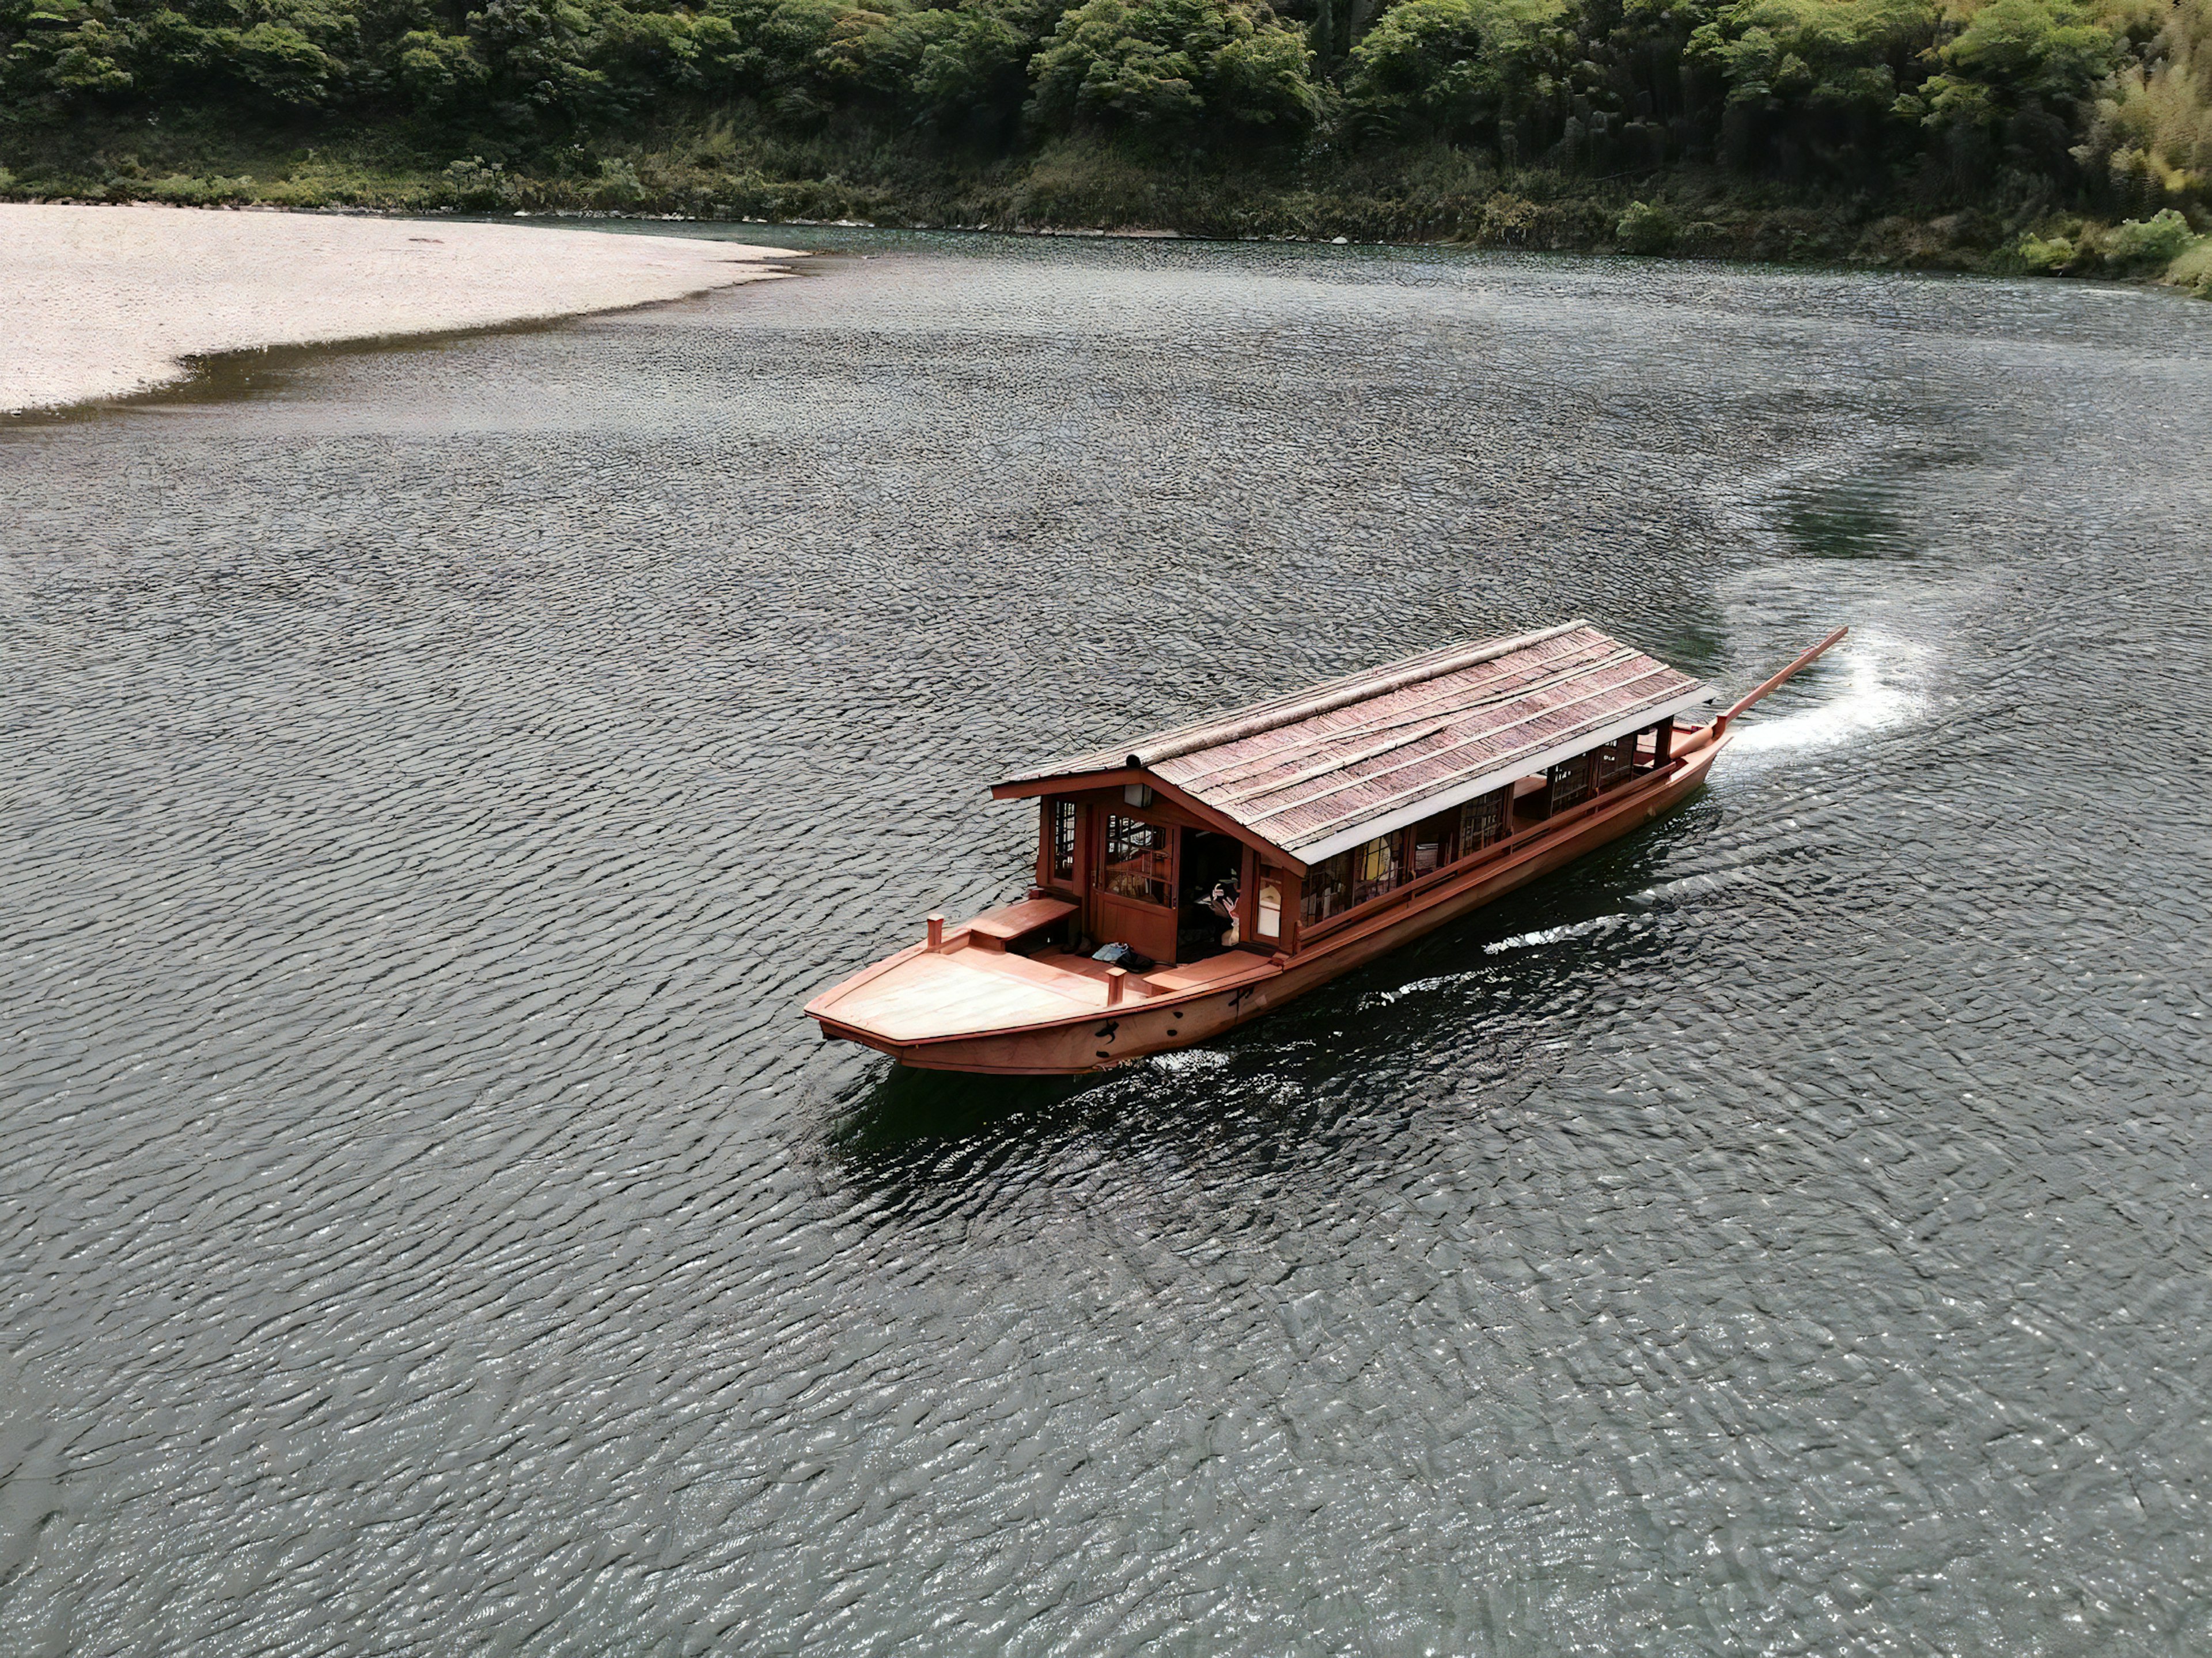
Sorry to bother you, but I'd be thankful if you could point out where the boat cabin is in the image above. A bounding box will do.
[989,619,1712,968]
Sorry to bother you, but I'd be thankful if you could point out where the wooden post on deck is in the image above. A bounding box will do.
[1106,966,1127,1006]
[926,913,945,949]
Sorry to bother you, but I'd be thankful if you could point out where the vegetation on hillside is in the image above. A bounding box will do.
[2,0,2207,287]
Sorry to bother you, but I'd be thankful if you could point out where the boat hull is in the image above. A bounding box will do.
[812,734,1728,1075]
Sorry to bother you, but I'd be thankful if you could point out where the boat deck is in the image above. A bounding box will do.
[819,939,1270,1042]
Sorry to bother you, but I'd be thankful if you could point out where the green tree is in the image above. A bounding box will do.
[395,28,487,109]
[2081,0,2211,203]
[1343,0,1568,143]
[1027,0,1319,139]
[219,17,352,105]
[1899,0,2118,175]
[467,0,605,122]
[1686,0,1936,172]
[701,0,874,118]
[0,0,143,104]
[869,6,1031,133]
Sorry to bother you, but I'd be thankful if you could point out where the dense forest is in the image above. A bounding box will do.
[3,0,2208,283]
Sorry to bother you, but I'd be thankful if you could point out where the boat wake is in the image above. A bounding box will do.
[1626,865,1768,906]
[1482,913,1640,954]
[1361,969,1487,1008]
[1147,1047,1232,1073]
[1726,630,1927,758]
[1355,916,1647,1011]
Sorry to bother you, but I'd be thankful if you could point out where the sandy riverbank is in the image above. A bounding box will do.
[0,204,800,415]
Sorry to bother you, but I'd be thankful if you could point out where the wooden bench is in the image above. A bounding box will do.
[964,897,1078,953]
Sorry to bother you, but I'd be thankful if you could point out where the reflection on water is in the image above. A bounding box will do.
[3,229,2211,1657]
[829,1063,1102,1156]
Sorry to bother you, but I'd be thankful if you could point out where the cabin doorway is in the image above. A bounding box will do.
[1090,809,1179,966]
[1177,829,1244,961]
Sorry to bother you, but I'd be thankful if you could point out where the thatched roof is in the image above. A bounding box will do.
[998,621,1710,862]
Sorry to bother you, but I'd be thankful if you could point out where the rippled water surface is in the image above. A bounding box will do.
[5,230,2211,1656]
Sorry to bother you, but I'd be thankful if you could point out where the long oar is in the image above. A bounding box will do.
[1714,627,1850,734]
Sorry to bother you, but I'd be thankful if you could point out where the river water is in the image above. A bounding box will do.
[3,229,2209,1656]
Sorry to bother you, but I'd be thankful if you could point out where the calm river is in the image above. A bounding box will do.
[3,229,2209,1656]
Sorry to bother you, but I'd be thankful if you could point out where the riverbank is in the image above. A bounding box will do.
[0,204,801,415]
[9,141,2208,303]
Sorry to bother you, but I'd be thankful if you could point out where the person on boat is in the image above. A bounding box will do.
[1199,877,1240,950]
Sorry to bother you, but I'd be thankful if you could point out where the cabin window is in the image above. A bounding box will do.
[1458,786,1510,852]
[1547,752,1596,813]
[1299,852,1352,924]
[1256,875,1283,940]
[1350,834,1402,906]
[1048,800,1077,883]
[1410,809,1459,876]
[1594,735,1635,791]
[1100,814,1171,906]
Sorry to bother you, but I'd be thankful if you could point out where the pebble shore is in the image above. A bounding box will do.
[0,204,800,413]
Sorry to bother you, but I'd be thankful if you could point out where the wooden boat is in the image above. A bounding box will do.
[807,620,1845,1075]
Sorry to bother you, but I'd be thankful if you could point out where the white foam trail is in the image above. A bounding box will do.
[1483,913,1633,953]
[1627,867,1762,906]
[1362,915,1650,1003]
[1727,635,1926,756]
[1149,1047,1231,1072]
[1363,969,1485,1008]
